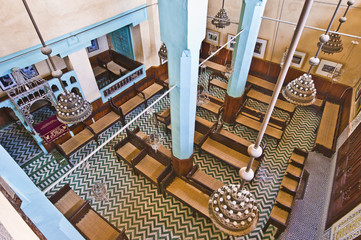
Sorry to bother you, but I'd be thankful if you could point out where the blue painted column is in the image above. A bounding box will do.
[158,0,208,175]
[0,145,84,240]
[223,0,267,123]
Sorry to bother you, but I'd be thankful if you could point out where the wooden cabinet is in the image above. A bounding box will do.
[326,123,361,228]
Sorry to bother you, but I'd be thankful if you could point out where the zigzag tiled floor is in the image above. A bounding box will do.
[3,70,321,239]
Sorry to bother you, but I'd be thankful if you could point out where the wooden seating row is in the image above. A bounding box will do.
[167,116,216,146]
[55,100,125,164]
[110,78,167,125]
[207,72,228,91]
[160,169,211,219]
[246,88,296,114]
[114,127,172,193]
[235,104,286,142]
[49,184,129,240]
[313,101,341,157]
[263,148,308,238]
[186,163,224,195]
[197,94,224,122]
[113,127,225,221]
[155,107,171,134]
[246,75,324,110]
[199,58,228,73]
[55,123,99,166]
[200,124,264,172]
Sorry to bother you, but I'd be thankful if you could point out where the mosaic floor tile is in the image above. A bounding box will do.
[5,70,323,239]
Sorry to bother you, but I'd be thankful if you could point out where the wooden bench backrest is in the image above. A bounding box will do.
[209,131,248,156]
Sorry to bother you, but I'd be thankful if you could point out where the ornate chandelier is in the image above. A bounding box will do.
[22,0,92,125]
[208,185,259,236]
[321,0,354,54]
[211,0,231,29]
[158,43,168,62]
[321,32,343,54]
[282,74,316,106]
[283,0,345,106]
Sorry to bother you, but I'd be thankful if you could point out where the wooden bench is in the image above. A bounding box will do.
[160,169,211,219]
[155,107,171,133]
[132,143,172,193]
[246,75,276,95]
[235,109,284,141]
[49,184,85,219]
[167,116,216,146]
[290,148,308,167]
[207,72,228,91]
[113,127,147,166]
[200,125,263,172]
[246,88,296,114]
[70,202,129,240]
[199,58,228,73]
[55,123,98,165]
[246,75,324,110]
[240,104,288,129]
[197,94,224,121]
[186,164,224,195]
[263,202,291,238]
[88,100,122,138]
[263,149,306,237]
[139,78,166,102]
[314,101,341,157]
[109,85,147,125]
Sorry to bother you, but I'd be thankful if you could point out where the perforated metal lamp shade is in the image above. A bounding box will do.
[22,0,93,125]
[56,91,93,124]
[282,74,316,106]
[211,0,231,28]
[158,43,168,61]
[321,32,343,54]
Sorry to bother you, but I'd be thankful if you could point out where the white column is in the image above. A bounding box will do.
[68,49,101,102]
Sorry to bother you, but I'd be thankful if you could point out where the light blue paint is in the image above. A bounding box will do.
[110,26,135,60]
[99,65,145,102]
[158,0,208,159]
[0,145,84,240]
[48,71,85,100]
[227,0,267,97]
[0,70,83,154]
[0,5,148,76]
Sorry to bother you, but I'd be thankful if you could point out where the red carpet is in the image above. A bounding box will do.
[34,115,69,144]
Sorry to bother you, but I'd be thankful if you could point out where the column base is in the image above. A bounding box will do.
[222,93,244,124]
[172,154,193,176]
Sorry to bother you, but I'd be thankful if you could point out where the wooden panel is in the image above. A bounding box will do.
[326,122,361,228]
[200,41,233,66]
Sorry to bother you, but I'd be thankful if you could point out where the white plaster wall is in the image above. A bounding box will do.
[138,1,162,69]
[87,35,110,58]
[68,49,101,102]
[0,193,40,240]
[0,0,147,58]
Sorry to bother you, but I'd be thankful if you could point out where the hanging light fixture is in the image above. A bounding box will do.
[283,74,316,105]
[211,0,231,29]
[321,0,354,54]
[208,0,314,236]
[22,0,92,125]
[158,43,168,63]
[283,0,344,106]
[208,185,259,236]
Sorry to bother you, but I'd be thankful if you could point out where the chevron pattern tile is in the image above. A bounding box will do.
[4,69,322,239]
[0,123,42,166]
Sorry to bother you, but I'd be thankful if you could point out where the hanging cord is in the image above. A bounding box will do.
[336,0,353,32]
[307,0,343,74]
[199,28,245,67]
[21,0,67,92]
[266,0,286,78]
